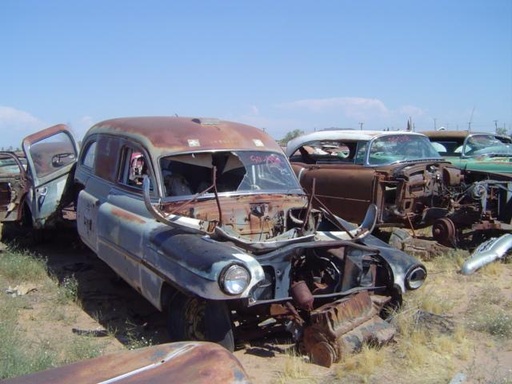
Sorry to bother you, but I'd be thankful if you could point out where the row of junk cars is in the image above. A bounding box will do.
[1,117,511,382]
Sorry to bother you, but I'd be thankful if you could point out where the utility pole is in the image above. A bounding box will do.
[468,106,475,132]
[359,122,363,130]
[433,118,437,130]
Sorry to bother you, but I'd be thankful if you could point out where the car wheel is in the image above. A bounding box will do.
[432,217,457,247]
[168,293,235,351]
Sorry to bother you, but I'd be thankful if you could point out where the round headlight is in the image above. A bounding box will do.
[405,266,427,290]
[220,264,250,295]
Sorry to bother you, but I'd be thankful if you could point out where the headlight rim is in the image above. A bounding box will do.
[219,263,251,295]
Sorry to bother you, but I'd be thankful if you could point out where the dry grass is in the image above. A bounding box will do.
[274,348,319,384]
[0,246,117,379]
[276,248,512,384]
[2,238,512,383]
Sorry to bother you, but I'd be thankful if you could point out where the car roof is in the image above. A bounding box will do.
[84,116,282,154]
[421,130,509,140]
[285,129,427,156]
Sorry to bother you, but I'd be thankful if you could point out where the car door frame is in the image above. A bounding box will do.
[22,124,79,229]
[0,152,29,222]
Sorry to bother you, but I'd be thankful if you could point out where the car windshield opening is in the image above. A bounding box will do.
[160,151,302,196]
[368,135,442,165]
[463,135,512,156]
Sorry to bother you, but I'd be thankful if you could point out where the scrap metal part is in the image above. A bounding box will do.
[460,233,512,275]
[2,342,250,384]
[301,291,395,367]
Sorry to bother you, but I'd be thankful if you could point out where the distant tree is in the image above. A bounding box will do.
[279,129,304,146]
[496,126,509,137]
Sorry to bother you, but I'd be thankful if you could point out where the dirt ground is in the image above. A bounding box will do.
[2,228,512,383]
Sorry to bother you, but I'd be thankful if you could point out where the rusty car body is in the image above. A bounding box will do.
[285,130,512,247]
[13,117,427,367]
[423,130,512,245]
[0,124,78,237]
[3,342,251,384]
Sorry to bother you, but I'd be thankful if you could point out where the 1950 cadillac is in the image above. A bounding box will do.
[1,117,426,367]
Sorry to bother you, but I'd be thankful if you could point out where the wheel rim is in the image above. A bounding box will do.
[432,218,457,247]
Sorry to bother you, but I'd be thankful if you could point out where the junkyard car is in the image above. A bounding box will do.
[0,124,78,238]
[423,130,512,243]
[11,118,427,367]
[286,130,512,247]
[3,342,251,384]
[423,130,512,176]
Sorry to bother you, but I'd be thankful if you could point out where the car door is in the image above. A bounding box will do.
[97,143,155,292]
[22,124,78,229]
[0,152,29,222]
[75,135,155,293]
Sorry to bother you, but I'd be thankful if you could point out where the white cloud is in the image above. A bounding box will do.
[398,105,426,118]
[276,96,430,131]
[279,97,389,120]
[0,106,46,148]
[250,105,259,115]
[0,106,42,128]
[73,115,95,140]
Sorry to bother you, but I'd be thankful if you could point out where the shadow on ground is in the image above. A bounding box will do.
[1,224,296,353]
[2,225,169,348]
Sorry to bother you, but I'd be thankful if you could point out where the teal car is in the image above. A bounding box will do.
[423,130,512,177]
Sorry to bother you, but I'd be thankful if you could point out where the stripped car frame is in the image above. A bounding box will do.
[11,118,427,367]
[286,130,512,247]
[423,130,512,245]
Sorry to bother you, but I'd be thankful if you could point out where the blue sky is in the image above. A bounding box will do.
[1,0,511,148]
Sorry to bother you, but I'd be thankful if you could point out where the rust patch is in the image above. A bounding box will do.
[89,116,283,155]
[110,206,145,224]
[2,342,250,384]
[302,292,394,367]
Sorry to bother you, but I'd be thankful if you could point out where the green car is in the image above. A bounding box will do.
[423,130,512,177]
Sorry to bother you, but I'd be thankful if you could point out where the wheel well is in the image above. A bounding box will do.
[160,283,181,311]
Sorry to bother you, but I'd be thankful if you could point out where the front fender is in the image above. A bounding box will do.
[144,228,264,301]
[358,233,427,294]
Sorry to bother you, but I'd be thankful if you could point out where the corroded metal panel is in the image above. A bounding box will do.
[3,342,251,384]
[302,291,395,367]
[87,117,282,156]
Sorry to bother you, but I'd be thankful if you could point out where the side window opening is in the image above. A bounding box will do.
[82,141,97,169]
[129,153,147,186]
[355,142,367,164]
[119,147,152,191]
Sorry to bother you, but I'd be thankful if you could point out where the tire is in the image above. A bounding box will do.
[168,293,235,351]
